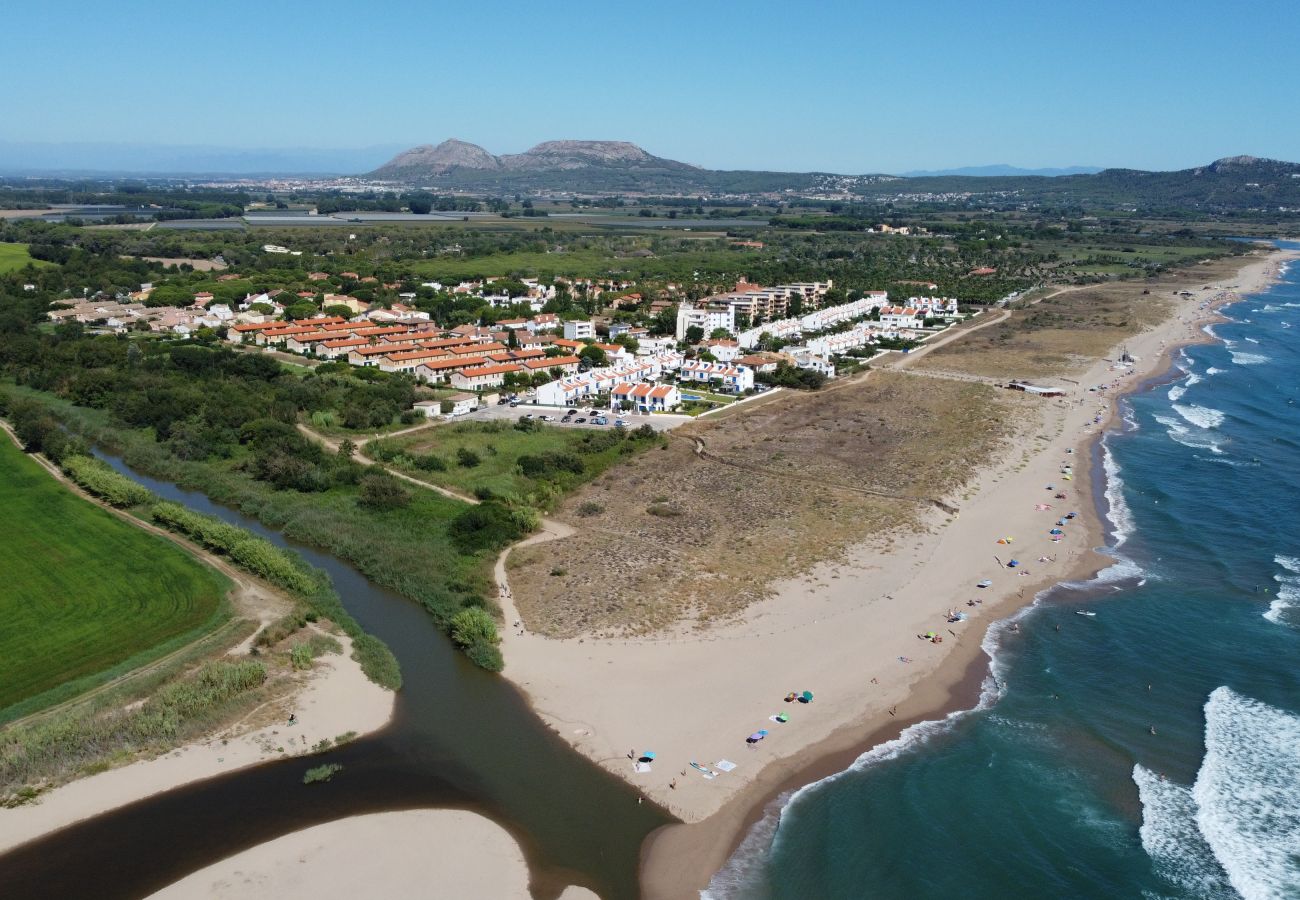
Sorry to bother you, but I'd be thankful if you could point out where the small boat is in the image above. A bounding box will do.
[1075,610,1096,617]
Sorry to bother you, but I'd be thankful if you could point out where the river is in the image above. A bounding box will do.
[0,455,669,899]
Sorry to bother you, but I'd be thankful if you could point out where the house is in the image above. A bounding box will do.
[737,353,780,374]
[700,339,740,362]
[412,356,487,383]
[593,342,632,365]
[323,294,367,315]
[450,363,522,391]
[531,313,560,332]
[522,355,581,376]
[563,320,595,340]
[793,354,836,378]
[879,306,922,329]
[678,361,755,393]
[611,382,681,413]
[607,322,633,340]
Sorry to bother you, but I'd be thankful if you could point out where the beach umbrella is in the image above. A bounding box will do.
[1007,559,1019,567]
[800,690,814,703]
[639,751,656,761]
[776,713,790,723]
[997,538,1008,544]
[1050,528,1063,535]
[747,730,769,743]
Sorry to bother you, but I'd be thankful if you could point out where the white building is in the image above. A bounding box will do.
[678,361,755,393]
[563,320,595,340]
[675,302,736,341]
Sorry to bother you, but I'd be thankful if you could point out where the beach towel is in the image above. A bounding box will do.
[634,761,652,774]
[714,760,737,773]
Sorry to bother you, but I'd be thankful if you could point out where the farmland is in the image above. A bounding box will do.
[0,437,229,719]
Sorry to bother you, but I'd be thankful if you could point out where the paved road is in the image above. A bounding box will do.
[462,402,693,432]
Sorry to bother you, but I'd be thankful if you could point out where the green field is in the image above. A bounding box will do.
[372,420,649,501]
[0,242,49,274]
[0,438,229,717]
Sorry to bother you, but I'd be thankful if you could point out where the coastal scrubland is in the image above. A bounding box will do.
[0,437,229,719]
[915,255,1249,379]
[508,371,1025,637]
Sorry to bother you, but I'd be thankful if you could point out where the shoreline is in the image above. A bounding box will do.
[0,633,395,855]
[145,809,597,900]
[638,246,1298,898]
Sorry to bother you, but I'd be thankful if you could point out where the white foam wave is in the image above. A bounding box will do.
[1194,687,1300,900]
[1168,383,1187,402]
[1265,555,1300,625]
[1231,352,1268,366]
[1206,367,1225,376]
[701,800,781,900]
[1133,766,1236,898]
[1155,414,1224,455]
[1102,441,1134,546]
[1243,336,1261,344]
[1173,404,1225,430]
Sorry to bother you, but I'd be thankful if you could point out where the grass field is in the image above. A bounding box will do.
[372,419,647,501]
[0,438,230,717]
[0,242,50,274]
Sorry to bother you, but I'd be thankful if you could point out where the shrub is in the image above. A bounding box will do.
[448,502,530,552]
[303,763,343,784]
[576,500,605,517]
[413,453,446,471]
[290,644,314,670]
[456,447,481,468]
[62,455,154,507]
[450,607,498,647]
[358,473,412,510]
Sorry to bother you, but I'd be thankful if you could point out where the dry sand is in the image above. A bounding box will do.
[0,635,394,854]
[494,249,1293,897]
[147,810,599,900]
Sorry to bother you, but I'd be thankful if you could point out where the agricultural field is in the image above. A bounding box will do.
[0,437,230,718]
[0,242,49,273]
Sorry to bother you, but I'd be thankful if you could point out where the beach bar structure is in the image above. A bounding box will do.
[1004,381,1066,398]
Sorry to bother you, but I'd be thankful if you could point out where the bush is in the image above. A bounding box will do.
[290,644,314,670]
[62,455,154,507]
[413,453,446,471]
[450,607,498,647]
[358,473,412,510]
[303,763,343,784]
[448,501,530,552]
[456,447,481,468]
[576,500,605,517]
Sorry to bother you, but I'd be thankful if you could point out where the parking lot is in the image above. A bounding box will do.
[463,400,693,432]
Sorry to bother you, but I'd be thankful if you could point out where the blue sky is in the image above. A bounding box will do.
[3,0,1298,173]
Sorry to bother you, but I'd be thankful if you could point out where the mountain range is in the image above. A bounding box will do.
[368,141,1300,213]
[901,164,1103,177]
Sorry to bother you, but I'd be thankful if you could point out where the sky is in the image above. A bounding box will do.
[3,0,1298,174]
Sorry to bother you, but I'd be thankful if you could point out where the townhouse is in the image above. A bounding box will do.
[678,361,755,393]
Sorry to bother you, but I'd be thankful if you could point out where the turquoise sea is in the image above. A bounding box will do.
[706,242,1300,900]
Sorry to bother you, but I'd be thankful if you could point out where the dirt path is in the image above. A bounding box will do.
[0,422,293,730]
[295,421,480,504]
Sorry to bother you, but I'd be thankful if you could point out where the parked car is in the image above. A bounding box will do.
[540,415,553,422]
[567,407,579,414]
[614,419,627,427]
[509,400,520,408]
[522,413,534,419]
[574,417,586,423]
[593,417,608,425]
[497,397,510,405]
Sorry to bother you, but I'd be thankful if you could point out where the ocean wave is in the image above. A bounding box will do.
[1173,404,1225,430]
[1102,441,1135,546]
[1155,414,1224,455]
[1230,352,1268,366]
[1265,555,1300,625]
[1243,336,1260,344]
[1206,367,1225,376]
[1193,687,1300,900]
[701,800,781,900]
[1133,765,1235,898]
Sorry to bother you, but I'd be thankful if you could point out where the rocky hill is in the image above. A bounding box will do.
[367,144,1300,214]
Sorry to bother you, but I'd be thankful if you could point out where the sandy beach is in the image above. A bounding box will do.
[0,634,394,854]
[494,247,1295,898]
[147,809,598,900]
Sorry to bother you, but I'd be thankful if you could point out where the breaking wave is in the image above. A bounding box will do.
[1173,404,1225,430]
[1265,555,1300,625]
[1133,766,1235,898]
[1102,441,1135,545]
[1155,414,1224,455]
[1192,687,1300,899]
[1231,352,1269,366]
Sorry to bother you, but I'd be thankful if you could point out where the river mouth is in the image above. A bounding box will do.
[0,452,670,900]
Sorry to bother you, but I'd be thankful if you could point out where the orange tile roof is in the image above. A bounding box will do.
[459,363,522,377]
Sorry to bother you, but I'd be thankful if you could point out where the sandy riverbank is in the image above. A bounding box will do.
[494,247,1293,898]
[147,810,598,900]
[0,634,394,855]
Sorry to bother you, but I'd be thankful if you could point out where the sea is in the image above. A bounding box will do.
[706,242,1300,900]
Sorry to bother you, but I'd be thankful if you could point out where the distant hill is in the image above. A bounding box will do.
[901,164,1102,177]
[368,144,1300,214]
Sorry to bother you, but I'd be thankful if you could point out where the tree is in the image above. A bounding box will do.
[578,344,607,368]
[685,325,705,344]
[323,304,355,320]
[709,327,731,340]
[338,439,356,459]
[456,447,481,468]
[408,197,432,215]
